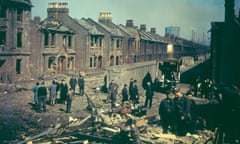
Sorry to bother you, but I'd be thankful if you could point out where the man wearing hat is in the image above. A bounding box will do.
[121,84,129,104]
[144,82,154,108]
[173,88,191,136]
[129,80,139,104]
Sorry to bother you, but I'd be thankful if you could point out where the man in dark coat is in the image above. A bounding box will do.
[174,88,191,136]
[121,84,128,104]
[129,78,134,99]
[144,82,154,108]
[109,80,119,109]
[129,80,139,104]
[69,76,77,95]
[66,88,73,113]
[78,75,85,96]
[159,91,175,133]
[142,72,153,90]
[37,81,47,112]
[60,79,68,104]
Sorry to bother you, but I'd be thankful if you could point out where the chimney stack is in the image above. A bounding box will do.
[98,12,112,24]
[126,20,134,27]
[140,24,146,31]
[150,27,156,34]
[47,2,69,18]
[34,16,41,24]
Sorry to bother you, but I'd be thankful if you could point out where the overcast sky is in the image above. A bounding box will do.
[31,0,240,41]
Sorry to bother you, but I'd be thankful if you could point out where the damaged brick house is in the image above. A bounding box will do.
[31,3,80,75]
[0,0,32,83]
[31,3,128,76]
[0,1,209,83]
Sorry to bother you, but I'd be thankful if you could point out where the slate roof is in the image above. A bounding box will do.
[98,21,125,37]
[39,16,75,34]
[76,18,104,36]
[139,30,155,41]
[118,24,138,39]
[150,33,169,44]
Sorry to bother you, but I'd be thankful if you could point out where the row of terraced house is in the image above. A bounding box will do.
[0,0,208,83]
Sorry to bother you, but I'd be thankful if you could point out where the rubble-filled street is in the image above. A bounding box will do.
[0,75,218,144]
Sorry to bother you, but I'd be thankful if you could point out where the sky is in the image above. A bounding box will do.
[31,0,240,41]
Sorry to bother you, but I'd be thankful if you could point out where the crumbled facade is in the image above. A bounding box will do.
[0,0,32,83]
[0,1,209,83]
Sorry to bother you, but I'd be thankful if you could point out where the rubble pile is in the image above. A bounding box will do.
[17,94,216,144]
[0,74,218,143]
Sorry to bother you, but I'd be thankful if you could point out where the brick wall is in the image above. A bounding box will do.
[106,60,157,95]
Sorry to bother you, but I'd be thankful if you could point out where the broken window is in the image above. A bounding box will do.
[0,60,5,67]
[94,56,97,67]
[44,32,49,47]
[134,55,137,63]
[68,57,74,70]
[0,30,6,45]
[110,55,114,66]
[48,57,56,70]
[90,35,97,47]
[17,9,23,22]
[116,39,120,48]
[116,56,119,65]
[0,6,7,18]
[17,30,22,48]
[16,59,22,74]
[99,37,102,47]
[50,33,55,46]
[90,57,93,67]
[111,38,114,49]
[63,35,66,46]
[68,35,72,48]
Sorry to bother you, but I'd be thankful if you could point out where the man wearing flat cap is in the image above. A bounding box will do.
[173,88,191,136]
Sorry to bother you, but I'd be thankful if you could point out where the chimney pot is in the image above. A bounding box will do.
[140,24,146,31]
[99,12,112,24]
[126,19,134,27]
[150,27,156,34]
[47,2,69,18]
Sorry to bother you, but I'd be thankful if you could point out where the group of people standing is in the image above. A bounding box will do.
[108,78,140,109]
[109,77,154,110]
[159,88,196,136]
[32,74,85,113]
[69,74,85,96]
[120,78,140,106]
